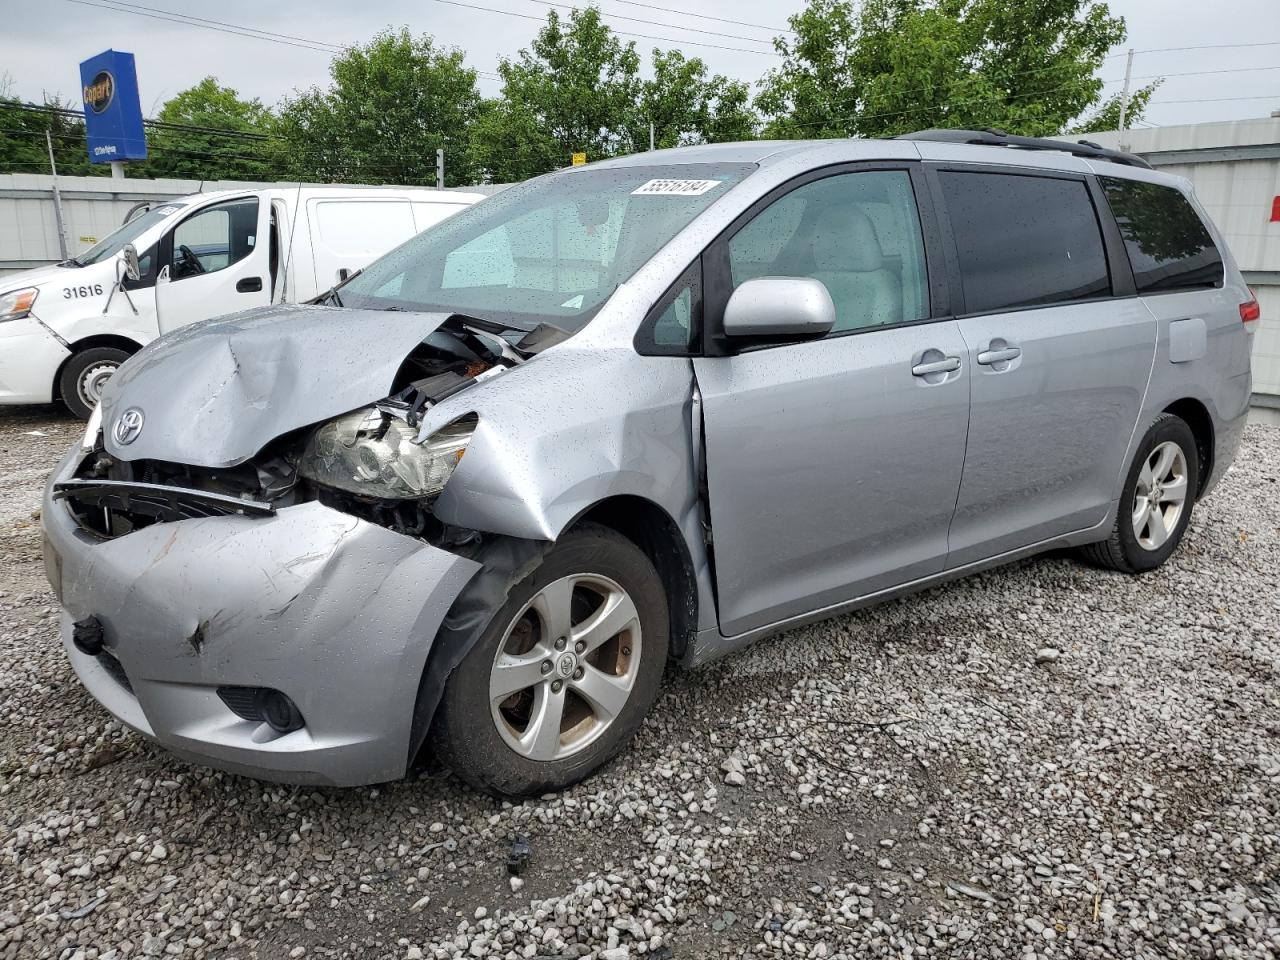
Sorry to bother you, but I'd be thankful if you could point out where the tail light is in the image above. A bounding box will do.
[1240,292,1260,334]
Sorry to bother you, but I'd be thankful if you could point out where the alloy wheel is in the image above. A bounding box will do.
[1132,440,1189,551]
[488,573,641,761]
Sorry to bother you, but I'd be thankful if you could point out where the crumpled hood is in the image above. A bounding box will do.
[99,303,454,467]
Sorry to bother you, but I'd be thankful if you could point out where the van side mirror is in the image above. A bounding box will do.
[722,277,835,339]
[121,243,141,282]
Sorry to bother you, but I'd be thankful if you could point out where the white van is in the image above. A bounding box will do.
[0,185,484,417]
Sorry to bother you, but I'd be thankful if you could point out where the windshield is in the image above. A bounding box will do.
[75,203,186,265]
[340,163,754,329]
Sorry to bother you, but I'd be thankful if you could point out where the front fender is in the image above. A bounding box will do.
[427,347,699,542]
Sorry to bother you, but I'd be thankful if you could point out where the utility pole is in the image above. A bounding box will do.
[1116,47,1135,151]
[649,122,655,152]
[46,131,70,260]
[436,148,444,189]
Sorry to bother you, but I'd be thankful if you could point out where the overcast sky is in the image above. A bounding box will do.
[5,0,1279,129]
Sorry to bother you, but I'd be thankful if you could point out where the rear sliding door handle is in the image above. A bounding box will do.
[977,346,1021,365]
[911,356,961,377]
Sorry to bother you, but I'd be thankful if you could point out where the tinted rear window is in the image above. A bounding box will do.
[1099,177,1223,293]
[939,172,1110,314]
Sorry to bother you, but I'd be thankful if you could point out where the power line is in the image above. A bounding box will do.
[611,0,792,35]
[1128,64,1280,82]
[65,0,344,54]
[1134,39,1280,54]
[74,0,347,51]
[2,125,458,182]
[64,0,503,80]
[424,0,781,56]
[523,0,775,47]
[1150,93,1280,105]
[4,101,275,142]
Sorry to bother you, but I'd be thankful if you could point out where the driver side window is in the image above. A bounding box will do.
[726,171,930,334]
[169,197,259,280]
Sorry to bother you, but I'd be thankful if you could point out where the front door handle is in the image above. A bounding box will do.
[977,346,1021,365]
[912,356,961,377]
[236,276,263,293]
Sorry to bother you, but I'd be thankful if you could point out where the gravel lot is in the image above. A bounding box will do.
[2,405,1278,960]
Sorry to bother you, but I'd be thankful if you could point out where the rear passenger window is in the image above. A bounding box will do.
[726,170,930,333]
[1099,177,1223,293]
[939,172,1110,314]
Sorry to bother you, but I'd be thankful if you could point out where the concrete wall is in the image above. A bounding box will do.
[0,174,508,277]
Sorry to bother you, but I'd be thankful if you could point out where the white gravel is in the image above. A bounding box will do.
[2,406,1278,959]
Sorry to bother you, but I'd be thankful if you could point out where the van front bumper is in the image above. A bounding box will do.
[0,315,69,403]
[42,451,480,786]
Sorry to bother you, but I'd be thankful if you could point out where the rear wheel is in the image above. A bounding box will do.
[1078,413,1200,573]
[433,523,668,797]
[59,346,131,420]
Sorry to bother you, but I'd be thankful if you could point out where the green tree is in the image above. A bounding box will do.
[143,77,276,181]
[471,8,757,182]
[757,0,1149,140]
[640,50,756,149]
[278,29,482,186]
[0,75,103,177]
[468,96,561,184]
[476,7,643,180]
[1072,80,1160,135]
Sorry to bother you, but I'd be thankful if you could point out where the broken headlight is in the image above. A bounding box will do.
[298,408,476,500]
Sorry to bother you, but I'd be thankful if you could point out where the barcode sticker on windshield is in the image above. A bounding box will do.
[631,178,723,196]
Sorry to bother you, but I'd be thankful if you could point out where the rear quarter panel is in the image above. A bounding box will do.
[1081,161,1252,499]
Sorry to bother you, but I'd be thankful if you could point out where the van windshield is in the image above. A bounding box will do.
[75,203,186,265]
[339,163,754,330]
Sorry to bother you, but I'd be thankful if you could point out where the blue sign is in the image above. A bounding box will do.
[79,50,147,164]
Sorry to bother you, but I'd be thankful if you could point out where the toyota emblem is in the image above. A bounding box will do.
[113,407,145,445]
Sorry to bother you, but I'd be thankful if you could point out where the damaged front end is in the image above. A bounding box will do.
[42,307,562,786]
[57,313,563,546]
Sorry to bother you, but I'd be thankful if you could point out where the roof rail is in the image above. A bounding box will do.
[896,128,1153,170]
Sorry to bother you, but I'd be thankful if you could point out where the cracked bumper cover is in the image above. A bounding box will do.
[42,451,481,786]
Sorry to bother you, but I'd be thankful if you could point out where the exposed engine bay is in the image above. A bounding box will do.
[57,315,569,543]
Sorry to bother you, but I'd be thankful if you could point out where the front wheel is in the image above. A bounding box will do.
[433,523,669,797]
[1078,413,1200,573]
[59,346,132,420]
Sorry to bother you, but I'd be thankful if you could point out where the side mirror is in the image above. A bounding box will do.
[722,277,835,339]
[121,243,141,282]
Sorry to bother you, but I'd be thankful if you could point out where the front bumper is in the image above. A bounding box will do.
[42,451,480,786]
[0,315,69,403]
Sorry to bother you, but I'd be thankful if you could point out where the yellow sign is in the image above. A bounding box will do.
[78,236,98,244]
[571,152,587,166]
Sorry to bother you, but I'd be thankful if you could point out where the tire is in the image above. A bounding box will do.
[1078,413,1200,574]
[433,522,669,797]
[59,346,132,420]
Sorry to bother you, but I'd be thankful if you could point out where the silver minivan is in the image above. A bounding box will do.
[43,131,1257,796]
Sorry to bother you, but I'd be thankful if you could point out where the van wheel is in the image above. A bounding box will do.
[59,347,131,420]
[433,523,668,798]
[1078,413,1200,574]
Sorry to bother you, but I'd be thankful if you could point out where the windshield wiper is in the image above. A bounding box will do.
[60,257,85,267]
